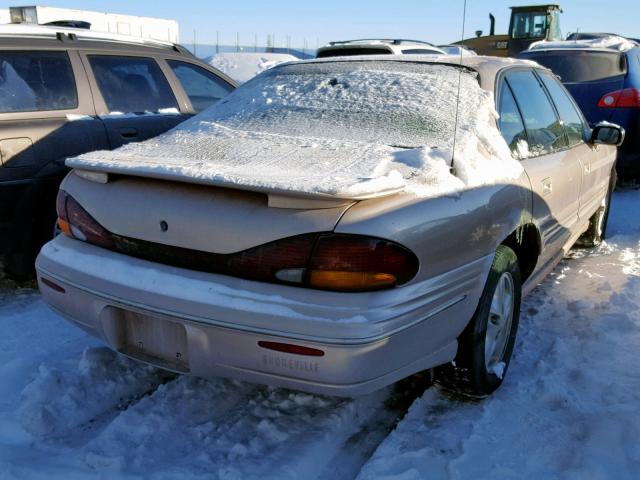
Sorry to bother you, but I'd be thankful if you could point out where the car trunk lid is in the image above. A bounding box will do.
[61,170,357,254]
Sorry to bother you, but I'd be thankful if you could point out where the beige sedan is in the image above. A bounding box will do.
[37,56,623,397]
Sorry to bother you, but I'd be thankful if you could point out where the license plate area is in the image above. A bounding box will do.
[103,307,190,373]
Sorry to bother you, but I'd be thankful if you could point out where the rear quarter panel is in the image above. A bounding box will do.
[335,174,532,281]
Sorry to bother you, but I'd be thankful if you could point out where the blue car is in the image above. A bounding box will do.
[519,38,640,177]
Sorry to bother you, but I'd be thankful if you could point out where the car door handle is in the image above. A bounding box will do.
[542,178,552,196]
[119,128,138,139]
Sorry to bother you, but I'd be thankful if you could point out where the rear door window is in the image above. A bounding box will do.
[497,82,528,158]
[0,51,77,113]
[88,55,178,113]
[505,70,567,156]
[537,71,586,146]
[167,60,233,112]
[521,51,626,83]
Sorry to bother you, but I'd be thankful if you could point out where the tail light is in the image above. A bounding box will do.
[305,234,418,291]
[598,88,640,108]
[56,190,114,248]
[55,190,418,292]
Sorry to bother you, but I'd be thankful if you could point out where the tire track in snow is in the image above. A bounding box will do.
[77,373,428,479]
[18,347,175,442]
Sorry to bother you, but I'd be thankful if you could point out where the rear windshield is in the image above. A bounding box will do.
[521,50,626,82]
[206,61,482,148]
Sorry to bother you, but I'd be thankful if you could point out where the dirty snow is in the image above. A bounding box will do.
[529,35,638,52]
[1,188,640,478]
[208,52,299,83]
[69,60,523,200]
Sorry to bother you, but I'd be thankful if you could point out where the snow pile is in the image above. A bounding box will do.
[530,35,638,52]
[70,60,523,200]
[18,347,168,438]
[357,190,640,480]
[208,52,299,83]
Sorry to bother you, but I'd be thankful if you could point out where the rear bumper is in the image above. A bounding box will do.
[36,236,491,396]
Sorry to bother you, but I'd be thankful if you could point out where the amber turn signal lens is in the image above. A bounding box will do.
[308,270,396,292]
[57,218,72,237]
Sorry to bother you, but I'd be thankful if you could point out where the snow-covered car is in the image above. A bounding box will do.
[37,56,623,398]
[316,39,445,57]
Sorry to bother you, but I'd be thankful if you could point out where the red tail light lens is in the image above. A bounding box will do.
[598,88,640,108]
[306,234,419,291]
[55,190,114,248]
[54,191,418,292]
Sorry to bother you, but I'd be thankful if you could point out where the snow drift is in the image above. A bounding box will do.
[68,59,523,200]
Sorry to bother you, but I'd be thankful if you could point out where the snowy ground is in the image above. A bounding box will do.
[1,189,639,479]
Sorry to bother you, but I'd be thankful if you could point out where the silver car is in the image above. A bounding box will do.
[36,56,623,397]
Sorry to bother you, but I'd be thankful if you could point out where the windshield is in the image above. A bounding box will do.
[511,12,548,39]
[204,61,481,149]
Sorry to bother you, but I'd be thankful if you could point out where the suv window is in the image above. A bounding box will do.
[167,60,233,112]
[498,82,527,157]
[401,48,441,54]
[505,70,567,156]
[0,51,77,113]
[538,71,585,146]
[88,55,178,113]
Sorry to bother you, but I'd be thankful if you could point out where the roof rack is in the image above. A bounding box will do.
[0,23,189,53]
[326,38,437,47]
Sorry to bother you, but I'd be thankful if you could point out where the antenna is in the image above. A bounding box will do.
[450,0,468,175]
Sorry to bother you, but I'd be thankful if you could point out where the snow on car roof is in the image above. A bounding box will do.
[528,35,639,53]
[69,58,524,201]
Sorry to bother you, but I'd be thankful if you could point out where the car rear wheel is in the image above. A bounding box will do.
[576,168,616,248]
[437,245,522,397]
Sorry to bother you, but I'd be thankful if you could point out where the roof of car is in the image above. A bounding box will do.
[526,35,639,53]
[0,23,193,55]
[276,54,542,90]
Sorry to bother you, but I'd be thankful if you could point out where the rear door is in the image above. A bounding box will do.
[536,70,612,219]
[0,48,107,270]
[80,52,189,149]
[499,69,584,264]
[520,49,626,124]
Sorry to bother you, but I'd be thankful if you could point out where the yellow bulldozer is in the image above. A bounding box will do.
[455,4,563,57]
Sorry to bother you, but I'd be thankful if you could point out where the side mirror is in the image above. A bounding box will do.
[591,122,625,147]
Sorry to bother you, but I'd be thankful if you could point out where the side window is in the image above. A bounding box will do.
[167,60,233,112]
[497,82,528,158]
[88,55,178,114]
[505,70,567,156]
[401,48,442,54]
[538,71,586,147]
[0,51,77,113]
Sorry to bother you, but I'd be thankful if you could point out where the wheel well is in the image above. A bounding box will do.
[501,224,540,282]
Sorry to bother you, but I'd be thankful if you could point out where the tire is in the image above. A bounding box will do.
[437,245,522,397]
[576,168,616,248]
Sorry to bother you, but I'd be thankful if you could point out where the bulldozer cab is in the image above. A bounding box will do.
[455,4,562,57]
[509,5,562,41]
